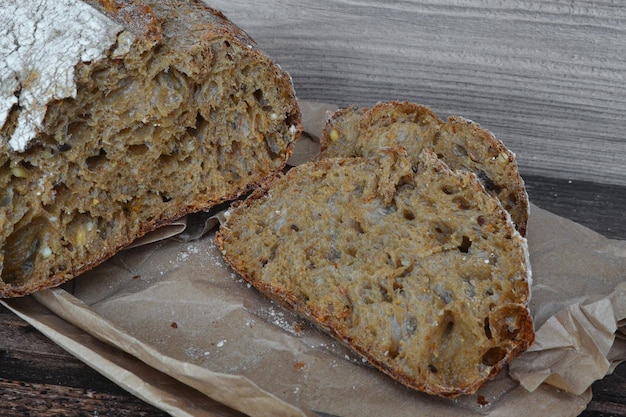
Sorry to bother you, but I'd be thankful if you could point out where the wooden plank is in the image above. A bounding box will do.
[524,174,626,240]
[582,362,626,417]
[209,0,626,186]
[0,378,168,417]
[0,305,168,417]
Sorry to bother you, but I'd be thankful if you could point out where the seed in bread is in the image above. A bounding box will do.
[216,148,534,398]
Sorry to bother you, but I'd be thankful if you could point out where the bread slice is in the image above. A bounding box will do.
[216,148,534,398]
[320,101,529,236]
[0,0,301,297]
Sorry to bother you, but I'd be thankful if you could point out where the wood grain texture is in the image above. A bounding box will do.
[209,0,626,187]
[0,306,168,417]
[525,174,626,240]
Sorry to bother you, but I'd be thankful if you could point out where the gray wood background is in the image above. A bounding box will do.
[209,0,626,187]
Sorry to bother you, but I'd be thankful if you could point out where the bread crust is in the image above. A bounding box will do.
[0,0,301,297]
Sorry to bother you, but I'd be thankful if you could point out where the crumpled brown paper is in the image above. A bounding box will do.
[508,207,626,394]
[2,101,626,417]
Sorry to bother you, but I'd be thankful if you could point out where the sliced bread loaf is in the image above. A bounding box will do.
[216,148,534,398]
[0,0,301,297]
[320,101,529,236]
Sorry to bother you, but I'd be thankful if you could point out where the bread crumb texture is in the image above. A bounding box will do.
[217,149,533,397]
[0,0,301,297]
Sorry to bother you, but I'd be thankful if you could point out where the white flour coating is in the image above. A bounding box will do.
[0,0,125,152]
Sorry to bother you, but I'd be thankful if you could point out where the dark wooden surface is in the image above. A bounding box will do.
[1,176,625,416]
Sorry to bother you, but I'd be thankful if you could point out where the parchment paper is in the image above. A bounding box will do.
[3,101,626,417]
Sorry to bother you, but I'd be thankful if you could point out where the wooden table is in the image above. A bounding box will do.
[2,1,626,415]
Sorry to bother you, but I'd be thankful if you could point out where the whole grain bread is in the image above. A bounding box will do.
[216,148,534,398]
[0,0,301,297]
[320,101,529,236]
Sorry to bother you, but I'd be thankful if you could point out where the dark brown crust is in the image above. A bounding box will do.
[0,0,301,298]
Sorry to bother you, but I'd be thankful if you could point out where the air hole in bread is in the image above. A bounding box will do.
[379,282,393,302]
[433,222,452,244]
[452,196,470,210]
[253,88,268,106]
[440,185,457,195]
[392,278,404,293]
[388,343,400,359]
[127,143,149,156]
[484,317,493,340]
[481,346,507,367]
[402,209,415,220]
[351,219,366,234]
[477,170,502,194]
[66,120,88,141]
[158,153,178,172]
[85,148,107,171]
[194,112,209,132]
[452,143,467,157]
[444,319,454,336]
[458,235,472,253]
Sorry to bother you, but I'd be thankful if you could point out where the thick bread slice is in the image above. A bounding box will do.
[320,101,529,236]
[0,0,301,297]
[216,148,534,398]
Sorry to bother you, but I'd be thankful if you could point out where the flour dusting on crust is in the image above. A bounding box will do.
[0,0,125,152]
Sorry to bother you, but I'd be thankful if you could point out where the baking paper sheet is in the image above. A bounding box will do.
[3,101,626,417]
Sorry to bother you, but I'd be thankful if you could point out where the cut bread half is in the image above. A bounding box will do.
[0,0,301,297]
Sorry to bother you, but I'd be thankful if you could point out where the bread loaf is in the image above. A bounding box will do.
[216,148,534,398]
[0,0,301,297]
[320,101,529,236]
